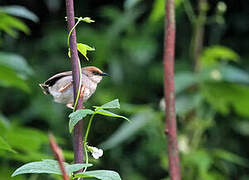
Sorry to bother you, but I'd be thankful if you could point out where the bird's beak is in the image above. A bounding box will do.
[99,72,110,77]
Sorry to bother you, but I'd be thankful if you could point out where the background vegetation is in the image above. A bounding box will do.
[0,0,249,179]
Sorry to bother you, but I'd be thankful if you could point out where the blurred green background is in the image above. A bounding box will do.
[0,0,249,179]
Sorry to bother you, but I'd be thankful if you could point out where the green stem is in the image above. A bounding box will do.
[83,113,95,172]
[66,17,83,112]
[73,64,82,112]
[67,17,82,47]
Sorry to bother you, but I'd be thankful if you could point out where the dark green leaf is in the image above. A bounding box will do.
[0,65,30,92]
[0,13,30,37]
[69,109,94,133]
[11,159,92,177]
[213,149,249,167]
[0,51,33,76]
[95,109,129,121]
[175,72,198,94]
[0,136,15,153]
[0,5,39,22]
[74,170,121,180]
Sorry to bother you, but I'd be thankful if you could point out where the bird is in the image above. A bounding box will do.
[39,66,108,108]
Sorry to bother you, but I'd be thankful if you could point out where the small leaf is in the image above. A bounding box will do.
[77,43,95,61]
[0,5,39,22]
[11,159,92,177]
[69,109,94,133]
[0,136,16,153]
[95,109,129,121]
[94,99,120,110]
[81,17,95,23]
[74,170,121,180]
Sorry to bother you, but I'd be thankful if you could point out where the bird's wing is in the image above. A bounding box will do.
[43,71,72,86]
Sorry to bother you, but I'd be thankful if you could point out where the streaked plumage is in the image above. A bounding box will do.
[39,66,108,106]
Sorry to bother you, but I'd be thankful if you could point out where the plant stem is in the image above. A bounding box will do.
[163,0,181,180]
[83,113,95,172]
[49,134,70,180]
[65,0,84,171]
[191,0,208,72]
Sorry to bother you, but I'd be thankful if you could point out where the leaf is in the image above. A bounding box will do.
[74,170,121,180]
[175,72,198,94]
[0,5,39,22]
[81,17,95,23]
[11,159,92,177]
[100,110,153,150]
[69,109,94,133]
[201,83,249,117]
[94,99,120,109]
[0,65,30,92]
[0,13,30,37]
[217,65,249,84]
[0,136,15,153]
[77,43,95,61]
[213,149,249,167]
[0,51,33,76]
[95,109,129,121]
[200,45,239,68]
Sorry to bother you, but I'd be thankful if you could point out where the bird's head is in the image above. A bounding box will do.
[82,66,109,83]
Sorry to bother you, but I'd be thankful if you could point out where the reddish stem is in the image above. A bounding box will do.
[65,0,84,167]
[163,0,181,180]
[49,134,70,180]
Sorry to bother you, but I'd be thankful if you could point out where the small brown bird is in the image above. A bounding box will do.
[39,66,108,108]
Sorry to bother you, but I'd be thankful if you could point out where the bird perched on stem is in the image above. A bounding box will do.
[39,66,108,108]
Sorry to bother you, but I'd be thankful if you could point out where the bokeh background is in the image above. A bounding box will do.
[0,0,249,179]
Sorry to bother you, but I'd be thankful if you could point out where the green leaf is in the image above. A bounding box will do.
[0,136,15,153]
[200,45,239,68]
[69,109,94,133]
[81,17,95,23]
[0,5,39,22]
[213,149,249,167]
[175,72,198,94]
[74,170,121,180]
[0,65,30,92]
[0,13,30,37]
[201,83,249,117]
[94,99,120,109]
[0,51,33,76]
[95,109,129,121]
[11,159,92,177]
[77,43,95,61]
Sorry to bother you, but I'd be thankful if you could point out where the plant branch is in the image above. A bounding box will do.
[49,134,70,180]
[191,0,208,72]
[65,0,84,170]
[163,0,181,180]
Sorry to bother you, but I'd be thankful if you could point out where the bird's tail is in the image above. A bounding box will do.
[39,83,50,95]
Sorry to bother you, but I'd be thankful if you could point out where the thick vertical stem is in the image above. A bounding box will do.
[65,0,84,166]
[163,0,181,180]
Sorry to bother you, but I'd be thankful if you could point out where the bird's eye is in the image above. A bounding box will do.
[93,71,99,75]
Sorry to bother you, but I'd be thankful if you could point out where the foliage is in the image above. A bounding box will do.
[0,0,249,180]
